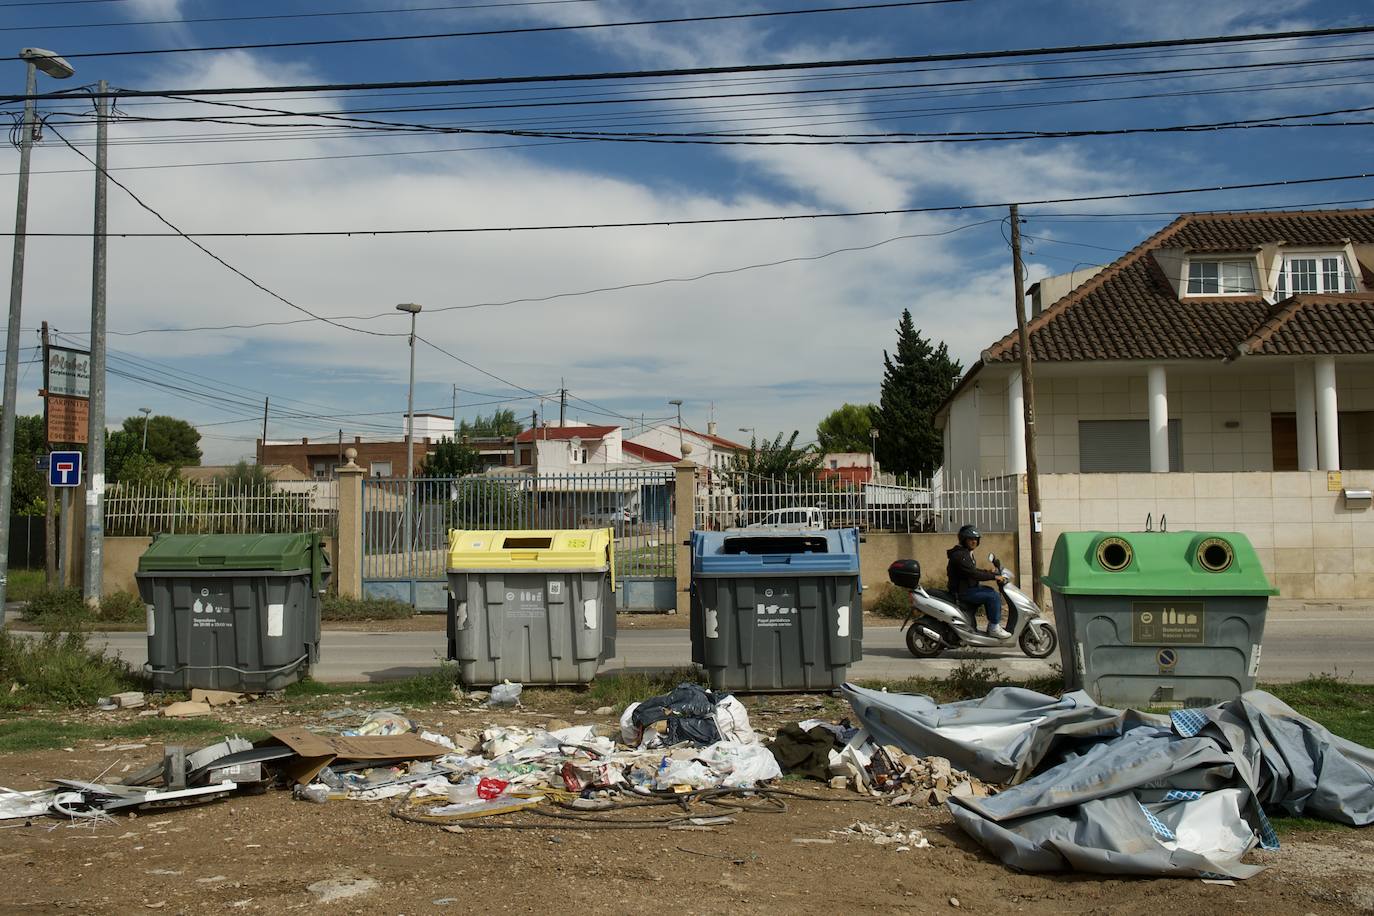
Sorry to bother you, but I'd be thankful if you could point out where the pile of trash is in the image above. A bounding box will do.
[844,684,1374,880]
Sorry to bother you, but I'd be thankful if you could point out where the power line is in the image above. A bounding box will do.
[43,121,404,339]
[3,1,972,63]
[8,171,1374,238]
[3,0,606,31]
[7,24,1373,102]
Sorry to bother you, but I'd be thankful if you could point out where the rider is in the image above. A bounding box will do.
[946,524,1010,639]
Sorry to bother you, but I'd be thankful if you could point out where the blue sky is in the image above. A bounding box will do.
[3,0,1373,461]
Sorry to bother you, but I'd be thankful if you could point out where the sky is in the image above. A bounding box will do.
[2,0,1373,463]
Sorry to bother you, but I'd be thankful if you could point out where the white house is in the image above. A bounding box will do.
[628,422,748,474]
[514,424,624,472]
[936,208,1374,600]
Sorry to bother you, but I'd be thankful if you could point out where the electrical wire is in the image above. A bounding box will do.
[7,24,1374,102]
[4,1,973,63]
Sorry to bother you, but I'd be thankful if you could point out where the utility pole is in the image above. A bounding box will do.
[451,383,457,436]
[1010,204,1045,606]
[395,302,421,590]
[260,397,269,460]
[41,322,55,588]
[559,380,566,426]
[83,79,109,607]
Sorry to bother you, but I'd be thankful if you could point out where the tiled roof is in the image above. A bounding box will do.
[674,426,748,451]
[622,441,681,463]
[1235,294,1374,357]
[514,424,617,443]
[982,208,1374,364]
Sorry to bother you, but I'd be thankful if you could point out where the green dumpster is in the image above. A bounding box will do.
[1042,531,1277,707]
[137,532,330,692]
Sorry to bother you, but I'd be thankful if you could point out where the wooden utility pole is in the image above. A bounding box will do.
[1010,204,1045,605]
[41,321,56,587]
[260,397,269,462]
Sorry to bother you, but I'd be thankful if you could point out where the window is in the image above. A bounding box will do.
[1078,420,1182,472]
[369,461,392,478]
[1275,252,1358,297]
[312,462,332,479]
[1186,259,1257,295]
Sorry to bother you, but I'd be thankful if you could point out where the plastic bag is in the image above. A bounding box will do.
[344,711,413,737]
[477,777,509,800]
[654,758,716,790]
[698,742,782,788]
[488,682,523,708]
[714,696,756,745]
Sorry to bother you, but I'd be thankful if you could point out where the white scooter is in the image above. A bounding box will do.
[887,555,1058,659]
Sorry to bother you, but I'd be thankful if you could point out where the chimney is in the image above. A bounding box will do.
[707,420,718,437]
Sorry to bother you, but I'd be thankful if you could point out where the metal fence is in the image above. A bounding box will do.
[361,470,676,583]
[103,480,338,537]
[695,470,1016,534]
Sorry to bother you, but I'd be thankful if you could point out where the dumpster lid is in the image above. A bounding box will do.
[1041,530,1278,596]
[447,529,613,573]
[692,528,860,576]
[137,532,323,573]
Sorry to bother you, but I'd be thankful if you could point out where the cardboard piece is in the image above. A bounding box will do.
[256,728,449,784]
[162,701,213,718]
[191,689,246,707]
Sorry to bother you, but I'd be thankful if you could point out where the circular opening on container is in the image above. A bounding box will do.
[1096,537,1132,572]
[1198,537,1234,572]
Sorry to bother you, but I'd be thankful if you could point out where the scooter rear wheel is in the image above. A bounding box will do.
[1019,624,1058,659]
[905,622,946,658]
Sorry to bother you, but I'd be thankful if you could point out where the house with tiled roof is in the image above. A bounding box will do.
[936,208,1374,600]
[627,422,749,475]
[513,424,622,471]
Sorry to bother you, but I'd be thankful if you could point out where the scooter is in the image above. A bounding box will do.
[887,555,1058,659]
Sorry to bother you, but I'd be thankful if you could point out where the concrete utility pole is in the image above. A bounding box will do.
[559,381,566,426]
[396,302,421,589]
[0,48,75,617]
[42,322,55,587]
[83,79,109,607]
[669,400,685,456]
[139,407,151,450]
[1010,204,1045,605]
[260,397,269,459]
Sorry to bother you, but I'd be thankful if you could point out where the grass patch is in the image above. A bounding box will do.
[867,584,912,620]
[0,716,255,753]
[1268,816,1350,836]
[1265,672,1374,749]
[284,667,462,708]
[7,569,47,603]
[19,587,145,628]
[581,669,705,712]
[321,596,414,621]
[0,625,140,709]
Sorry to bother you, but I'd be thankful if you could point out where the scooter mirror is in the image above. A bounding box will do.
[988,553,997,565]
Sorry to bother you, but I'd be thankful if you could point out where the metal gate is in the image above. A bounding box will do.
[361,470,676,612]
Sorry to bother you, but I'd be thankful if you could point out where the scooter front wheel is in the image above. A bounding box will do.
[1019,624,1058,659]
[905,621,946,658]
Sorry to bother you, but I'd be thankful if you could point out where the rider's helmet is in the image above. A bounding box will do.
[958,524,981,543]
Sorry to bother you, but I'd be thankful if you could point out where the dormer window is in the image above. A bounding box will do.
[1275,252,1358,297]
[1185,258,1257,296]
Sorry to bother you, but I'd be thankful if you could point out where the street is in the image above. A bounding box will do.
[65,604,1374,685]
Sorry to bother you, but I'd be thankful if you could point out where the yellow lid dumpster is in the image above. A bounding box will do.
[445,529,615,686]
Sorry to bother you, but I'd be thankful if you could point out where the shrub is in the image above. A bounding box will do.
[98,591,146,625]
[868,584,912,619]
[19,587,144,627]
[20,586,85,622]
[0,622,139,708]
[321,596,414,621]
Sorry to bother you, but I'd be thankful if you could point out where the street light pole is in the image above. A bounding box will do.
[83,78,109,607]
[669,399,684,456]
[0,48,75,618]
[396,303,421,594]
[139,407,151,450]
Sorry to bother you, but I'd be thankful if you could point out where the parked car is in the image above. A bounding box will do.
[745,506,826,530]
[580,505,637,529]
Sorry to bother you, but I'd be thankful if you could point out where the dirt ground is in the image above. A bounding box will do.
[1,692,1370,916]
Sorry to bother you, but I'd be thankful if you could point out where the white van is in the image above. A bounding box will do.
[745,507,825,530]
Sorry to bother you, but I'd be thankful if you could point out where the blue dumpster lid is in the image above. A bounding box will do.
[691,528,861,577]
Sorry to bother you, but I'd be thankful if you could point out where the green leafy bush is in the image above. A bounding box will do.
[868,584,913,619]
[19,587,145,626]
[98,591,146,625]
[20,586,85,622]
[321,596,414,621]
[0,623,139,708]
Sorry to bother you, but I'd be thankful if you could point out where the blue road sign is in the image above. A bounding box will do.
[49,450,82,488]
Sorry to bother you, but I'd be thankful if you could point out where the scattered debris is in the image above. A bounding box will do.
[831,821,931,851]
[306,876,379,904]
[190,689,247,707]
[96,691,146,711]
[160,701,213,719]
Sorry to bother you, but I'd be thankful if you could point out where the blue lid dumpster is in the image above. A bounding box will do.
[690,529,862,691]
[1042,530,1278,707]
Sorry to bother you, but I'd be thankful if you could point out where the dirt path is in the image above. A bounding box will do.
[1,692,1370,915]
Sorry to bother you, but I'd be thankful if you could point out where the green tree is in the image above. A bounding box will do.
[816,403,879,454]
[423,437,483,478]
[104,429,144,485]
[12,415,49,516]
[877,309,961,477]
[458,408,523,438]
[724,431,822,484]
[216,460,272,488]
[119,414,201,467]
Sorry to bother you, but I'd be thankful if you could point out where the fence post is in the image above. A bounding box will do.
[335,449,365,598]
[673,460,697,614]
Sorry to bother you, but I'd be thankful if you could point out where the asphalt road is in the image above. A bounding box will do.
[56,604,1374,685]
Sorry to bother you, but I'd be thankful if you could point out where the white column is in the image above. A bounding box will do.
[1007,370,1027,475]
[1294,362,1318,471]
[1147,365,1169,473]
[1315,356,1340,471]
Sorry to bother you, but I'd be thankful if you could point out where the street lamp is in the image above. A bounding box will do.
[738,426,756,444]
[668,399,685,457]
[0,48,76,615]
[396,303,421,592]
[139,407,152,450]
[869,427,879,477]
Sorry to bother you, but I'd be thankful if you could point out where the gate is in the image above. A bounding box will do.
[361,470,676,612]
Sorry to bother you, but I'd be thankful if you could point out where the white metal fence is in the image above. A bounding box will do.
[104,480,338,537]
[695,470,1016,533]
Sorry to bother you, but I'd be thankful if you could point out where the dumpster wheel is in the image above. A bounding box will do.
[1019,624,1058,659]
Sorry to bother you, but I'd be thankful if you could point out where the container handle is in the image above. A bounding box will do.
[762,555,791,564]
[608,530,617,593]
[198,556,226,567]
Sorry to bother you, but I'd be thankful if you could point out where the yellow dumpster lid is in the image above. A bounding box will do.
[447,529,613,572]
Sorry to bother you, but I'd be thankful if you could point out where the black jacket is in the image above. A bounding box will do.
[947,544,996,594]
